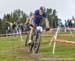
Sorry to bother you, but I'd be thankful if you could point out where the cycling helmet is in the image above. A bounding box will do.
[40,6,46,12]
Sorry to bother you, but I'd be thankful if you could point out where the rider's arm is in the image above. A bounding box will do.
[25,18,30,24]
[45,18,50,28]
[29,15,34,24]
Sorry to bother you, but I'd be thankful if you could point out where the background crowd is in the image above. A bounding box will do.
[0,9,75,34]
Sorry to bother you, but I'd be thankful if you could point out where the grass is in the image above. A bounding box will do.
[0,36,33,61]
[0,31,75,61]
[40,43,75,58]
[40,31,75,58]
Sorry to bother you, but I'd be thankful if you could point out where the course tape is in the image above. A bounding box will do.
[55,39,75,44]
[0,32,28,37]
[50,28,75,31]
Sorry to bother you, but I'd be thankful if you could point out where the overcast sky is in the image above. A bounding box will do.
[0,0,75,20]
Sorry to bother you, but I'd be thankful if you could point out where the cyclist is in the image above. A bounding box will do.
[27,6,50,44]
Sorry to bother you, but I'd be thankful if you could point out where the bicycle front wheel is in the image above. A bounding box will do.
[33,32,41,53]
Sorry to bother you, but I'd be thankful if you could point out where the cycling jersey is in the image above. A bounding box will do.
[32,9,46,26]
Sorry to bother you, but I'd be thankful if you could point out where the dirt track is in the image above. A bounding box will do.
[10,42,75,61]
[10,44,48,61]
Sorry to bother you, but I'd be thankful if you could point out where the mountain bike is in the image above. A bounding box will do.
[25,26,42,53]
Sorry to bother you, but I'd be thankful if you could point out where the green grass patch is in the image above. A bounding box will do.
[0,32,75,61]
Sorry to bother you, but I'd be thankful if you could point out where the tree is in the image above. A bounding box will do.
[52,9,58,28]
[11,9,28,24]
[46,8,58,28]
[0,18,2,33]
[3,9,28,24]
[1,9,28,34]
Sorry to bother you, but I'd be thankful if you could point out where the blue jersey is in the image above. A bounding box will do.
[33,9,46,26]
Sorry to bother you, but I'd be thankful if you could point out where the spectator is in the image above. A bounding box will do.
[12,22,17,33]
[71,19,75,27]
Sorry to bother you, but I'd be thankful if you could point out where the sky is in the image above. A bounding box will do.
[0,0,75,20]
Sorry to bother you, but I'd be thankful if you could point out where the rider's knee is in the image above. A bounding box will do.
[30,27,34,32]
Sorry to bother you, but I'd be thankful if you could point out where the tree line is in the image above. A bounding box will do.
[0,8,58,34]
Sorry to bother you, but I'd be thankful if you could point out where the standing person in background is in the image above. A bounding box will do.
[12,22,17,33]
[71,17,75,27]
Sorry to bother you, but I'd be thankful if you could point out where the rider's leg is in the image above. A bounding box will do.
[28,27,34,44]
